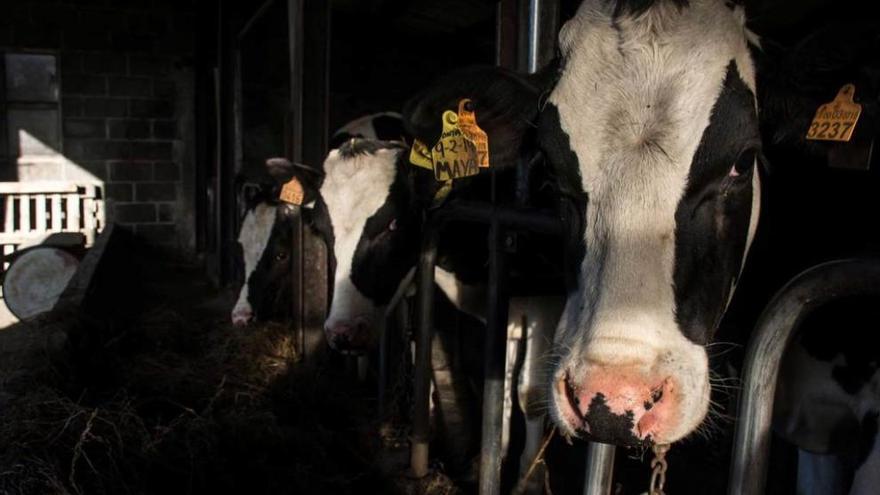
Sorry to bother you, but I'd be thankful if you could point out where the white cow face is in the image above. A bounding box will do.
[308,140,422,353]
[541,0,762,446]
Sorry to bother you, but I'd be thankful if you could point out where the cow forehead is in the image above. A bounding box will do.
[552,0,755,194]
[320,148,399,279]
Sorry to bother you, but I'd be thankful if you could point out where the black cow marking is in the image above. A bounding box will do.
[673,60,759,345]
[583,393,644,447]
[336,138,406,160]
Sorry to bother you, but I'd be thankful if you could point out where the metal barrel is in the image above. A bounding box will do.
[728,258,880,494]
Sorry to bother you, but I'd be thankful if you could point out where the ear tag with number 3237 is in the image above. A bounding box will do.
[807,84,862,142]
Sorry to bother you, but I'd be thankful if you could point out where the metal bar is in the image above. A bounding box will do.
[728,258,880,495]
[289,205,304,357]
[287,0,304,164]
[237,0,276,41]
[432,200,562,236]
[479,176,511,495]
[582,443,616,495]
[287,0,306,357]
[411,230,438,478]
[527,0,541,73]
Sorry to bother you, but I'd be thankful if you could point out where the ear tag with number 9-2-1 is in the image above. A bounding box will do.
[807,84,862,142]
[431,110,480,181]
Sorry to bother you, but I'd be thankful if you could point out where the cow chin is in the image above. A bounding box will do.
[550,324,710,447]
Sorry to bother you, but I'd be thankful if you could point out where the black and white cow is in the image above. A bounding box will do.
[774,298,880,495]
[540,0,762,447]
[304,65,549,352]
[231,158,322,326]
[308,0,764,448]
[231,113,407,326]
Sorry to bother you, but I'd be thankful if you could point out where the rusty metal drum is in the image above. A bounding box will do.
[2,246,79,320]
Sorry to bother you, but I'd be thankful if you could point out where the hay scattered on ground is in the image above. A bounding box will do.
[0,256,457,495]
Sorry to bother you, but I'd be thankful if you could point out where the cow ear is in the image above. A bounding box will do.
[754,22,880,158]
[266,157,295,184]
[402,65,546,169]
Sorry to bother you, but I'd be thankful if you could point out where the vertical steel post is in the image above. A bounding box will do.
[728,258,880,495]
[411,230,438,478]
[479,162,512,495]
[582,443,616,495]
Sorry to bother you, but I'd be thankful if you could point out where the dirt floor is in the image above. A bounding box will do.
[0,235,460,495]
[0,233,802,495]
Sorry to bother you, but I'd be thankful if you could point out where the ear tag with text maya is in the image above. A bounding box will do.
[431,110,480,181]
[807,84,862,142]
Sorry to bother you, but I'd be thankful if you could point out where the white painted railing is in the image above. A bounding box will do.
[0,181,105,273]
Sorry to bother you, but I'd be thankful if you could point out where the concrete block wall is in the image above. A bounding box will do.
[0,0,197,253]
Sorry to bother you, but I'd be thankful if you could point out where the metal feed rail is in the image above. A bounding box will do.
[404,156,619,495]
[728,258,880,495]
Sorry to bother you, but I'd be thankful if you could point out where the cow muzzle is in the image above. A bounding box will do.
[231,307,255,327]
[324,317,373,354]
[554,361,680,447]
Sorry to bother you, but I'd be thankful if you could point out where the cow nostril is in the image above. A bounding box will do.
[652,388,663,403]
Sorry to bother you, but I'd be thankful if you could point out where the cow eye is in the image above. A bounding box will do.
[728,149,756,178]
[275,251,288,262]
[388,218,398,231]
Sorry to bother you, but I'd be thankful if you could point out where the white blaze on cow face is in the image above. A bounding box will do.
[320,145,402,349]
[232,203,277,326]
[546,0,761,445]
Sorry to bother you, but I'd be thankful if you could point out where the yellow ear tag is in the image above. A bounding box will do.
[279,177,304,205]
[410,138,434,170]
[457,99,490,168]
[431,110,480,181]
[807,84,862,142]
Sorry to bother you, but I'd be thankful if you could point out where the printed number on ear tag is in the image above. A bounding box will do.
[279,177,304,206]
[431,110,480,181]
[457,99,490,168]
[807,84,862,142]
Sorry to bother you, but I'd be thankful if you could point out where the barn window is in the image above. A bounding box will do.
[0,52,60,181]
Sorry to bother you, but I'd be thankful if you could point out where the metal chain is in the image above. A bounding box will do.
[649,444,671,495]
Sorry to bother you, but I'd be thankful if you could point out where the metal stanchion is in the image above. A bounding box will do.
[410,231,438,478]
[728,258,880,495]
[582,442,616,495]
[478,215,511,495]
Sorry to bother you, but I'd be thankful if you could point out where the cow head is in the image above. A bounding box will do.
[231,158,322,326]
[311,66,544,353]
[541,0,762,446]
[306,139,424,353]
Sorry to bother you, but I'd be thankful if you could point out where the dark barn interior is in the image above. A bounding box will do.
[1,0,879,494]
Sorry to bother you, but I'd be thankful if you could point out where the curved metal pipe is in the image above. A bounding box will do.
[728,258,880,495]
